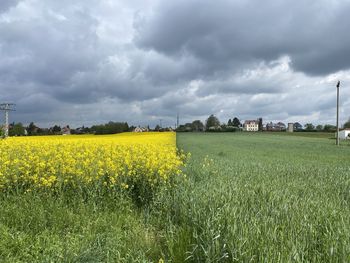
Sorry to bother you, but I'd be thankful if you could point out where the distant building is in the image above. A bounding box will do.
[277,122,286,130]
[133,127,149,132]
[244,120,259,131]
[266,122,286,132]
[339,129,350,140]
[62,126,71,135]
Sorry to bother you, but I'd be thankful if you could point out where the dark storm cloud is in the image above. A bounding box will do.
[0,0,349,127]
[135,0,350,76]
[0,0,20,13]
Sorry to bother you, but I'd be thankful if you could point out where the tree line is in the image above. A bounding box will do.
[176,115,350,132]
[176,115,242,132]
[3,121,175,137]
[2,116,350,136]
[3,121,131,136]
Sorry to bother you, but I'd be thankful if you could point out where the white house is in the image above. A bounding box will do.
[134,127,149,133]
[339,129,350,140]
[244,120,259,131]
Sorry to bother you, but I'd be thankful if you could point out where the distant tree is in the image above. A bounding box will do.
[52,125,61,133]
[316,124,323,131]
[344,118,350,129]
[90,121,129,134]
[27,122,37,135]
[129,125,136,132]
[176,123,192,132]
[9,122,25,136]
[258,118,263,131]
[304,123,315,131]
[154,124,161,131]
[191,120,204,132]
[227,119,232,126]
[323,124,336,132]
[205,114,220,130]
[293,122,303,131]
[232,117,241,127]
[225,126,240,132]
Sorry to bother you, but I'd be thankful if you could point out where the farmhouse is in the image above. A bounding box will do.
[244,120,259,131]
[62,126,71,135]
[339,129,350,140]
[134,127,149,132]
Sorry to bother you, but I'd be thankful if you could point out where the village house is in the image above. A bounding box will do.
[244,120,259,131]
[133,127,149,133]
[62,126,71,135]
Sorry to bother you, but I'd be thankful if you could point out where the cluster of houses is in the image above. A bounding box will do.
[243,119,303,132]
[242,118,350,139]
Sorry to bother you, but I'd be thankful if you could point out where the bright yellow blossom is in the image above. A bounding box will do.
[0,132,186,191]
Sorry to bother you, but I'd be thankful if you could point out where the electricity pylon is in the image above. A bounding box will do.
[0,103,16,138]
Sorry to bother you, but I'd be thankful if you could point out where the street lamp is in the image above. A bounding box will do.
[336,81,340,146]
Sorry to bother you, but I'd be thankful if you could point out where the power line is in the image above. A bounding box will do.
[0,103,16,138]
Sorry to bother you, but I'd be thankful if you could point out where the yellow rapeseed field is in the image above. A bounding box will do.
[0,132,185,191]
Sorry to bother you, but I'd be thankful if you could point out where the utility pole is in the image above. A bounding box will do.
[336,81,340,146]
[159,119,162,128]
[176,112,179,129]
[0,103,16,138]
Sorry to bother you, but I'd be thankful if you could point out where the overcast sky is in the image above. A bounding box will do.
[1,0,350,128]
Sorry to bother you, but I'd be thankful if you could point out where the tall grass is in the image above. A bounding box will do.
[151,133,350,262]
[0,190,161,262]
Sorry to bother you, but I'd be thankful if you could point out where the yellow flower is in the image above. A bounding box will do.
[0,132,185,191]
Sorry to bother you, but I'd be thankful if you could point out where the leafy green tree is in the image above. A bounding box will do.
[191,120,204,132]
[304,123,315,131]
[205,114,220,130]
[232,117,241,127]
[323,124,336,132]
[316,124,323,131]
[258,118,263,131]
[27,122,37,135]
[227,119,232,126]
[90,121,129,135]
[9,122,25,136]
[52,125,61,134]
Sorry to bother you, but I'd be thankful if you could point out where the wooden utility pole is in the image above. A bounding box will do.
[336,81,340,146]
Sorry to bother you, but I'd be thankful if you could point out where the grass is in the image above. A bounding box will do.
[165,133,350,262]
[1,132,350,262]
[264,131,335,139]
[0,191,160,262]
